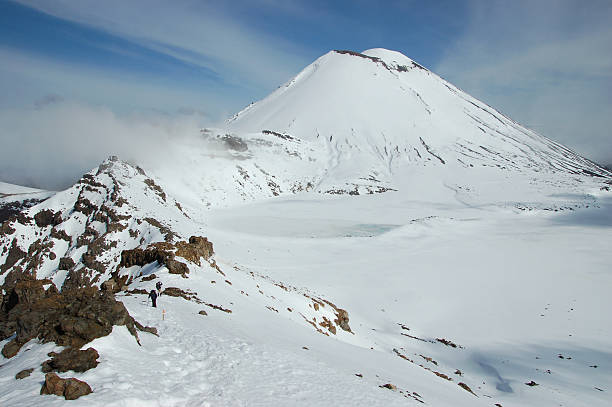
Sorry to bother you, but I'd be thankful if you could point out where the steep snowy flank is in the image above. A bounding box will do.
[226,48,610,193]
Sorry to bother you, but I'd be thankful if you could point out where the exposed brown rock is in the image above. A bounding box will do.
[101,278,119,293]
[64,376,93,400]
[120,247,172,269]
[166,259,189,275]
[141,273,156,282]
[76,227,99,248]
[380,383,397,391]
[144,178,167,202]
[73,197,96,216]
[15,368,34,379]
[42,347,99,373]
[163,287,199,302]
[433,371,451,381]
[61,268,93,291]
[321,299,352,333]
[41,372,92,400]
[319,316,337,334]
[458,382,477,396]
[119,236,213,277]
[437,338,461,348]
[127,288,148,295]
[143,217,177,242]
[1,199,43,225]
[0,280,155,358]
[0,220,16,236]
[2,339,23,358]
[0,238,26,274]
[58,257,75,271]
[40,372,65,397]
[34,209,62,228]
[21,238,55,276]
[335,308,351,332]
[175,236,214,265]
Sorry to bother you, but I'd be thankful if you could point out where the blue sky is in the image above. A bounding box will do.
[1,0,611,188]
[0,0,467,116]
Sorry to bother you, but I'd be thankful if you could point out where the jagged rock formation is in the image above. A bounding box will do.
[120,236,213,277]
[0,157,208,290]
[0,278,156,358]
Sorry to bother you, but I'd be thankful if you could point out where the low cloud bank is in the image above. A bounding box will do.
[0,101,207,190]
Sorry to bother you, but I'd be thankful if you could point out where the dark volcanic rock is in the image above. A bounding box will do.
[15,368,34,379]
[40,372,92,400]
[63,376,93,400]
[58,257,75,271]
[40,372,66,397]
[335,308,351,332]
[176,236,214,265]
[120,247,172,269]
[42,347,99,373]
[166,259,189,275]
[61,268,93,291]
[0,238,26,274]
[34,209,62,228]
[0,279,155,358]
[0,198,44,224]
[119,235,213,277]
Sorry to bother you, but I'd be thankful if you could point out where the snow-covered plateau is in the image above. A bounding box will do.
[1,48,611,406]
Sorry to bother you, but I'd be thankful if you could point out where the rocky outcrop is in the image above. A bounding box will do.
[42,347,99,373]
[58,257,75,271]
[40,372,92,400]
[175,236,214,266]
[34,209,62,228]
[119,236,213,277]
[0,279,156,358]
[0,238,26,274]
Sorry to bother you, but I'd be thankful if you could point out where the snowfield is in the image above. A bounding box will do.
[1,48,611,406]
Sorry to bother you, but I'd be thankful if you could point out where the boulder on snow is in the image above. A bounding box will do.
[42,347,99,373]
[15,368,34,379]
[40,372,92,400]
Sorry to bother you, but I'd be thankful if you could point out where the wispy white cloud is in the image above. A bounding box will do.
[0,46,231,119]
[435,0,612,164]
[13,0,312,93]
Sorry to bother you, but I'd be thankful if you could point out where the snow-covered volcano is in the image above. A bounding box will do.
[227,48,608,179]
[1,49,611,406]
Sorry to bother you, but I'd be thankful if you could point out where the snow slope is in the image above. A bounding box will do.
[1,48,611,406]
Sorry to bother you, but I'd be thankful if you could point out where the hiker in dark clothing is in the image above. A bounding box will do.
[156,281,163,296]
[149,289,158,308]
